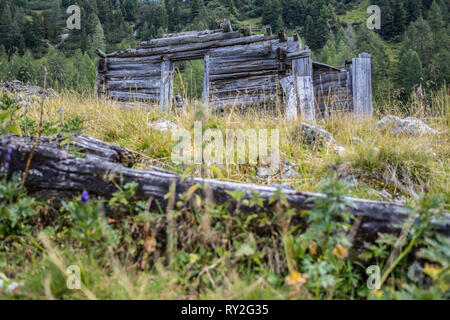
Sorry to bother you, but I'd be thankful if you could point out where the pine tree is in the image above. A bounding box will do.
[89,19,106,57]
[427,1,444,35]
[192,0,205,18]
[396,48,423,95]
[404,16,433,66]
[0,5,14,53]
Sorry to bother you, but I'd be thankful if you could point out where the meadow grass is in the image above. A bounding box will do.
[1,87,449,300]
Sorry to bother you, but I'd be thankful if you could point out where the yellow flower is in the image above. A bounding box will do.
[332,244,348,259]
[423,263,442,281]
[372,289,383,300]
[285,270,309,286]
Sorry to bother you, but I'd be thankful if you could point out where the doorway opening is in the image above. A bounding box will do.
[173,59,204,102]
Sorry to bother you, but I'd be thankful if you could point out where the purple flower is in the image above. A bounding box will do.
[437,140,441,144]
[81,191,89,204]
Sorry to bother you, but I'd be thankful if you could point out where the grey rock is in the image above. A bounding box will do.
[256,154,298,180]
[295,122,346,154]
[0,80,58,106]
[374,115,438,136]
[351,137,365,145]
[148,120,178,132]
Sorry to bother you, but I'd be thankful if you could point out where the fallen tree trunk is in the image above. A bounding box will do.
[4,135,450,240]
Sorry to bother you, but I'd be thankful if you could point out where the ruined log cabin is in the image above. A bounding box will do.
[96,20,372,122]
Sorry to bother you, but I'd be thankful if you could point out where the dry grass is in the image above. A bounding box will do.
[22,88,448,203]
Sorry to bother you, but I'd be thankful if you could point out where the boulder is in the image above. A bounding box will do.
[148,120,178,132]
[295,123,346,154]
[0,80,58,106]
[256,154,297,180]
[374,115,438,135]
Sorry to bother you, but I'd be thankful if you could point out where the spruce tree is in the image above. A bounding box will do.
[396,48,423,95]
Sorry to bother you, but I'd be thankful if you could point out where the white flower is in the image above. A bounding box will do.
[7,282,20,293]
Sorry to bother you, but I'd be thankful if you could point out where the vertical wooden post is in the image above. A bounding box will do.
[352,52,372,118]
[203,54,210,104]
[160,57,173,112]
[292,49,315,122]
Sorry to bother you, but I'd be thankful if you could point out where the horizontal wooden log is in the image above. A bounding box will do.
[111,35,278,58]
[106,69,161,78]
[313,72,348,84]
[314,81,350,93]
[107,63,161,71]
[211,85,278,96]
[210,59,279,75]
[138,31,241,48]
[211,78,278,94]
[210,53,277,64]
[210,70,276,81]
[107,91,159,101]
[107,79,161,90]
[107,56,163,65]
[211,94,277,108]
[210,40,273,58]
[166,49,210,61]
[4,135,450,241]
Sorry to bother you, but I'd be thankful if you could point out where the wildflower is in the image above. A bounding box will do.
[372,289,383,300]
[24,108,29,114]
[285,270,309,286]
[332,244,348,259]
[423,263,442,281]
[437,140,441,144]
[81,191,89,204]
[7,282,20,293]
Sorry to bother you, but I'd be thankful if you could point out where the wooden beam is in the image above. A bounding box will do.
[352,53,373,118]
[203,54,210,104]
[292,54,316,123]
[138,31,240,48]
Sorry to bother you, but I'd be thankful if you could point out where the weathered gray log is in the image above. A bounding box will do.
[107,56,163,65]
[106,69,161,78]
[111,35,278,58]
[313,72,348,84]
[107,63,161,71]
[138,31,240,48]
[211,94,277,108]
[107,79,161,90]
[314,81,350,92]
[209,70,276,81]
[107,91,159,101]
[209,59,279,75]
[203,54,210,104]
[5,135,450,240]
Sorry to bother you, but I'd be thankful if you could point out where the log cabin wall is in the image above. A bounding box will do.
[96,21,373,121]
